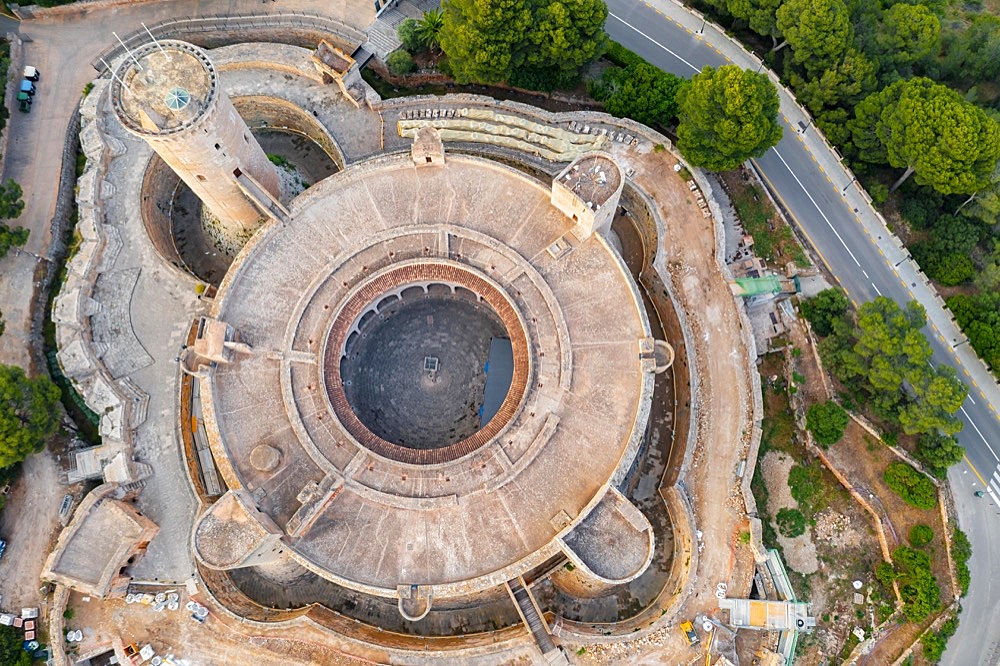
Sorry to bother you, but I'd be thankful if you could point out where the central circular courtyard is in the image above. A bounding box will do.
[337,286,512,450]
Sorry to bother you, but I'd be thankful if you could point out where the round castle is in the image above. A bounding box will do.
[182,133,661,619]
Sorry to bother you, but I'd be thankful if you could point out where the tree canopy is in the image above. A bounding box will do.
[0,365,61,469]
[439,0,532,84]
[850,78,1000,194]
[0,626,31,666]
[876,3,940,65]
[438,0,607,90]
[595,62,685,127]
[914,431,964,479]
[818,297,967,434]
[806,400,850,447]
[775,0,853,75]
[0,179,27,261]
[727,0,783,44]
[676,65,782,171]
[800,287,849,336]
[516,0,608,90]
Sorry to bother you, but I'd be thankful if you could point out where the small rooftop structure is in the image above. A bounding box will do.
[311,40,362,108]
[193,489,284,569]
[411,126,445,165]
[719,598,816,632]
[42,484,158,598]
[551,152,624,240]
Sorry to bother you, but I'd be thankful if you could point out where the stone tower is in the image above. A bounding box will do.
[110,40,280,253]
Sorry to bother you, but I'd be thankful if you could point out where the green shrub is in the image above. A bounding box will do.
[952,527,971,596]
[788,462,823,513]
[909,524,934,547]
[776,507,806,538]
[800,288,849,337]
[604,41,646,68]
[920,616,958,663]
[397,18,422,52]
[806,400,850,447]
[884,462,937,510]
[875,561,897,589]
[893,546,941,622]
[387,50,417,76]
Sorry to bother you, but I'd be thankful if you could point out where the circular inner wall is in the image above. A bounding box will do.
[323,263,530,465]
[339,284,511,451]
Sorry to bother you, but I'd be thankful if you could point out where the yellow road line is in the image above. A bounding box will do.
[752,159,835,276]
[965,455,990,487]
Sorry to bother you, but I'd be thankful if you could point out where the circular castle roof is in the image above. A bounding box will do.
[195,152,655,600]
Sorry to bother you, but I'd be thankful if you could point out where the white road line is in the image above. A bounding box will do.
[968,394,977,406]
[769,149,862,267]
[607,12,701,73]
[961,406,998,461]
[871,282,882,296]
[862,269,870,278]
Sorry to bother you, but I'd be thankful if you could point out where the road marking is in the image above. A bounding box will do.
[769,149,862,267]
[961,406,998,461]
[862,269,869,278]
[608,13,701,73]
[968,394,976,406]
[871,282,882,296]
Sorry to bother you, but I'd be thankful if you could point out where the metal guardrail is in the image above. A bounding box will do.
[91,12,365,72]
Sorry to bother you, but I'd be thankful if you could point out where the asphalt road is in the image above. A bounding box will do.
[604,2,1000,664]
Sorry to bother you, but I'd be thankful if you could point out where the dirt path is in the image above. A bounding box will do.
[0,450,67,609]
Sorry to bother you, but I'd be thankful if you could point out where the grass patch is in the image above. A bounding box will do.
[726,176,809,267]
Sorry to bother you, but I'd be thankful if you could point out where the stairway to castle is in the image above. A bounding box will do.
[507,578,568,665]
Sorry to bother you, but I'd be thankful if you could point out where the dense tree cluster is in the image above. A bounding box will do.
[437,0,608,90]
[676,65,783,171]
[0,365,61,469]
[816,297,967,436]
[692,0,1000,377]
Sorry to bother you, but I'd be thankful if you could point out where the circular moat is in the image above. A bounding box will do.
[338,285,512,450]
[153,130,340,285]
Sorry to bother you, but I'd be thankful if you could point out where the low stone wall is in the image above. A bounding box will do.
[51,79,148,477]
[232,96,344,170]
[139,154,190,279]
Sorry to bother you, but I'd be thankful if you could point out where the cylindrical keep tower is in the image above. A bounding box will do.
[111,40,280,254]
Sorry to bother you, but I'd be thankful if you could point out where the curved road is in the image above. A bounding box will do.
[603,1,1000,664]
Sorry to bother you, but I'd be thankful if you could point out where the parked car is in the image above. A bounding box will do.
[0,538,7,559]
[23,65,39,82]
[17,92,31,113]
[19,79,35,96]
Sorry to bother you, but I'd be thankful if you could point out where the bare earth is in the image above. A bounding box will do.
[0,451,70,608]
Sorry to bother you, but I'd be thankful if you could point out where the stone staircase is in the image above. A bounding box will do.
[507,578,569,665]
[365,7,407,60]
